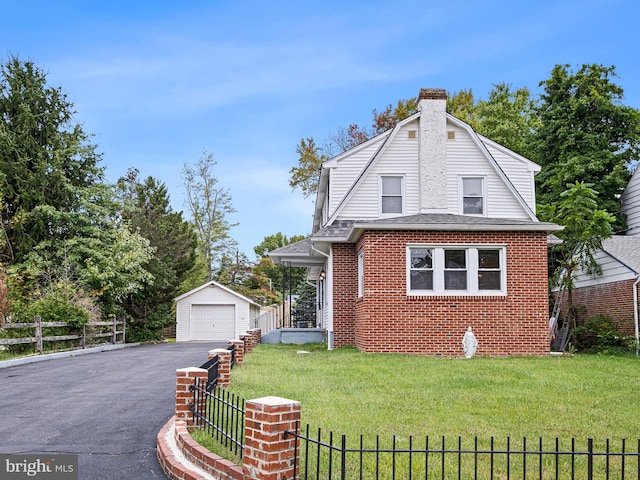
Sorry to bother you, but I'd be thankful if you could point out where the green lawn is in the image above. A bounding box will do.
[229,343,640,442]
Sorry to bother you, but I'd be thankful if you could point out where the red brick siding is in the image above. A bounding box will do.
[333,231,550,357]
[565,280,638,336]
[332,244,357,348]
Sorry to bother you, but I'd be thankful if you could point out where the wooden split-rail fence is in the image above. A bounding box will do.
[0,316,126,354]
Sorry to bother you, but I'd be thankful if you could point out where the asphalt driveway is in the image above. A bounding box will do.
[0,342,225,479]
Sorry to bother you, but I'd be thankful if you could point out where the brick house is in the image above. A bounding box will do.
[271,88,562,357]
[565,166,640,341]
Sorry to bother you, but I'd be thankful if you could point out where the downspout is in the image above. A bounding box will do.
[311,242,330,259]
[634,275,640,356]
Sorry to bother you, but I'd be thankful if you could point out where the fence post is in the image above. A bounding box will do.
[250,328,262,348]
[34,316,43,354]
[228,339,245,365]
[111,316,117,344]
[175,367,208,427]
[122,316,126,344]
[244,396,301,480]
[209,348,231,387]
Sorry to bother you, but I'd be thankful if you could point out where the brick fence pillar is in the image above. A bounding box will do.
[227,339,245,365]
[175,367,207,426]
[208,348,232,388]
[249,328,262,347]
[243,396,301,480]
[240,334,252,354]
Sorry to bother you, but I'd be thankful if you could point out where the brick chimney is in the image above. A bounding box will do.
[418,88,448,213]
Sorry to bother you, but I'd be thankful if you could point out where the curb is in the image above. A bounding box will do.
[157,417,243,480]
[0,343,141,369]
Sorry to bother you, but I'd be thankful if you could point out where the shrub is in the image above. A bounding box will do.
[572,315,635,354]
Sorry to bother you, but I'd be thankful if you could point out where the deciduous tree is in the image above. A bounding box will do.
[182,152,237,281]
[546,182,615,327]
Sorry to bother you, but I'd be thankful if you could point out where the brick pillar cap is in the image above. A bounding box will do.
[209,348,230,355]
[248,396,300,407]
[176,367,207,374]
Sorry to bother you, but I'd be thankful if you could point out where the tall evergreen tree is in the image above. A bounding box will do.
[0,56,103,263]
[534,64,640,228]
[117,169,198,341]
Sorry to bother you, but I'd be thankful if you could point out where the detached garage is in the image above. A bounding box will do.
[175,281,262,342]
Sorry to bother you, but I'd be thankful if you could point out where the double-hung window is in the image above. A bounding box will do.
[409,248,434,290]
[461,177,485,215]
[380,176,403,215]
[408,245,505,295]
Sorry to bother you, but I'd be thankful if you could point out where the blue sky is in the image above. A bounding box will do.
[2,0,639,257]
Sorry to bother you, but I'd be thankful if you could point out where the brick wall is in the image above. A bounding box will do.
[332,243,358,348]
[334,230,551,357]
[565,279,638,336]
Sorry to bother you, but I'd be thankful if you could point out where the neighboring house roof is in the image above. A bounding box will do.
[174,280,262,307]
[601,236,640,275]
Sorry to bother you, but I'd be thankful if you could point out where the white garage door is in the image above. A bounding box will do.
[190,304,236,341]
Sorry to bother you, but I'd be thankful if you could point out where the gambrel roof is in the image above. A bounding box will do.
[313,110,541,234]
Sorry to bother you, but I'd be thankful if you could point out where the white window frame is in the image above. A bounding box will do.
[459,176,486,216]
[357,249,364,297]
[379,175,405,215]
[407,245,506,296]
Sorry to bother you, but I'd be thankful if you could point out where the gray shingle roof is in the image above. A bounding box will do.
[602,236,640,273]
[312,214,561,241]
[268,238,312,256]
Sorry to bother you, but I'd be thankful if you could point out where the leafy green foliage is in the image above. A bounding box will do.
[289,138,326,199]
[116,169,198,341]
[0,56,104,264]
[474,83,540,159]
[534,64,640,229]
[372,97,418,135]
[543,182,615,327]
[572,315,636,354]
[21,294,90,327]
[253,232,307,292]
[447,88,479,126]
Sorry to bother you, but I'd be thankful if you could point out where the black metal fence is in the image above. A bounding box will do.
[199,355,220,392]
[284,423,640,479]
[189,378,245,459]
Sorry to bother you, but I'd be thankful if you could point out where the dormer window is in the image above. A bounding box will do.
[461,177,485,215]
[380,176,404,215]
